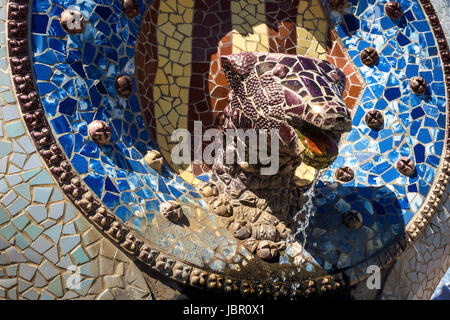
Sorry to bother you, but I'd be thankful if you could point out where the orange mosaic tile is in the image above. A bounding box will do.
[326,28,364,110]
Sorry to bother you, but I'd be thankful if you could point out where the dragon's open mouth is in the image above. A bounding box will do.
[294,121,339,169]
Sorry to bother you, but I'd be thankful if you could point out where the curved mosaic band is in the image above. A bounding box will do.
[405,1,450,240]
[6,0,450,299]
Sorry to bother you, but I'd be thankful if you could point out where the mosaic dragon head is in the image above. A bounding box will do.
[202,52,353,261]
[220,52,352,169]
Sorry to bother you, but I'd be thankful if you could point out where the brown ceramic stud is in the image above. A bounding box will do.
[60,9,86,34]
[10,56,30,75]
[88,120,112,145]
[396,157,415,176]
[144,150,163,172]
[328,0,348,11]
[160,201,183,223]
[365,109,384,130]
[385,2,403,19]
[342,210,363,230]
[8,21,27,38]
[123,0,139,19]
[211,194,232,217]
[360,47,379,67]
[115,75,133,98]
[8,3,28,21]
[409,76,427,94]
[256,240,278,260]
[198,182,218,198]
[335,166,354,182]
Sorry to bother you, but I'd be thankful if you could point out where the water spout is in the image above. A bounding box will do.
[287,168,325,265]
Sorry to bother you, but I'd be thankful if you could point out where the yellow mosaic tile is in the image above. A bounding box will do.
[298,0,308,13]
[231,0,269,53]
[296,0,328,60]
[154,0,194,175]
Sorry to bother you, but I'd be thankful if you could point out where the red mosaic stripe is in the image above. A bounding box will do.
[188,0,232,131]
[136,0,160,142]
[266,0,299,54]
[188,0,232,175]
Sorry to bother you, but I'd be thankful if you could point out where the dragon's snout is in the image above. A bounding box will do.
[284,90,352,169]
[284,89,352,135]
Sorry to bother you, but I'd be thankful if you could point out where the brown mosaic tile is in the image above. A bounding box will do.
[186,0,232,173]
[136,0,160,142]
[266,0,299,54]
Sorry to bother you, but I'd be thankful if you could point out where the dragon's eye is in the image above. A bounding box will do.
[256,62,276,75]
[329,70,340,82]
[273,64,288,79]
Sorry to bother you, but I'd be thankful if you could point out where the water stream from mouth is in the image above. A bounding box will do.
[287,168,325,265]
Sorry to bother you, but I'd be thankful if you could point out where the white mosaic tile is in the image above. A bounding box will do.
[32,188,53,204]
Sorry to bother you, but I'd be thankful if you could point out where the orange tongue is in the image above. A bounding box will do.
[294,126,338,157]
[303,136,324,155]
[301,128,338,156]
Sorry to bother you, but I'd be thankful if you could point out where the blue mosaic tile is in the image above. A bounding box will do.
[29,0,447,270]
[322,0,445,212]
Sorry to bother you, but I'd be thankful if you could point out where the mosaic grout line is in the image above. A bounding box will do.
[0,0,445,297]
